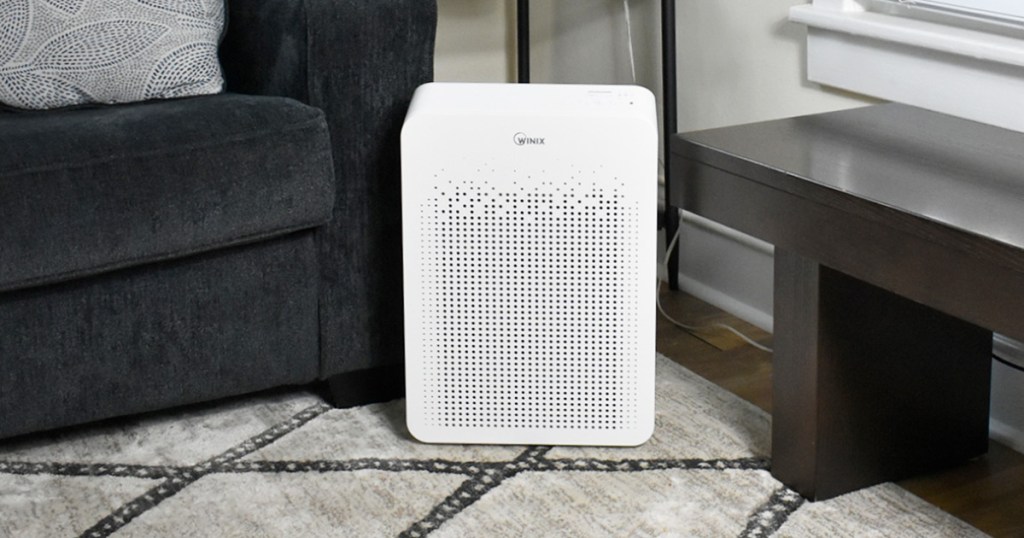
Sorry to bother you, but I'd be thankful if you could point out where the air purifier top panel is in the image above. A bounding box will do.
[404,82,656,121]
[402,83,657,447]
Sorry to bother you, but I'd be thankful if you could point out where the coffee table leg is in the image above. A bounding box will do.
[771,249,992,500]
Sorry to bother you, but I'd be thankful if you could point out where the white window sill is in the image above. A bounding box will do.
[790,1,1024,132]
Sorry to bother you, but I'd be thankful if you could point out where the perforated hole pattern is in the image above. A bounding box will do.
[416,166,645,431]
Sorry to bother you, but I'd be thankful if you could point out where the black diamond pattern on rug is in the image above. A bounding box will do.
[0,357,983,537]
[0,402,802,538]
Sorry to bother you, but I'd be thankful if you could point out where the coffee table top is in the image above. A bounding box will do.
[671,103,1024,341]
[673,103,1024,252]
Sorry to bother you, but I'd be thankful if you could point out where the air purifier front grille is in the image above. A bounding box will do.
[402,82,657,446]
[416,171,644,431]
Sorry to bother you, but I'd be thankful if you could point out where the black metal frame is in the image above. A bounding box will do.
[660,0,679,289]
[517,0,530,83]
[515,1,679,289]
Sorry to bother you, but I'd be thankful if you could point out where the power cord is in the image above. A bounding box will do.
[657,210,774,354]
[623,0,637,84]
[622,0,668,207]
[621,1,769,352]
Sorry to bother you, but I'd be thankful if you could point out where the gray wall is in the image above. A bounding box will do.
[435,0,867,325]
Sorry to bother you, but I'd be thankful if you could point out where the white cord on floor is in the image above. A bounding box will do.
[622,0,667,209]
[620,1,768,353]
[657,214,774,354]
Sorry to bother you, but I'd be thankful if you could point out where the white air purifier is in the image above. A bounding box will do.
[401,83,657,446]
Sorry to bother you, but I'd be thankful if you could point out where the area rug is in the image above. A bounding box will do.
[0,355,983,537]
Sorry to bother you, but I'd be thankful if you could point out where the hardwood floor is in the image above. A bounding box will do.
[656,286,1024,537]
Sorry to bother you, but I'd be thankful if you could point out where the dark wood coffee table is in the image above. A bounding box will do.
[671,104,1024,500]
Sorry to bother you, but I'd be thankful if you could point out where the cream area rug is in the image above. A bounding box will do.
[0,355,983,537]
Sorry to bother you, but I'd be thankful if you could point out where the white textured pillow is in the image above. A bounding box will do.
[0,0,225,110]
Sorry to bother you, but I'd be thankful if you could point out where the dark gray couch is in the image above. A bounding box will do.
[0,0,436,439]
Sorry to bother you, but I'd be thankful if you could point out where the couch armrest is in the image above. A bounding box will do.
[221,0,437,378]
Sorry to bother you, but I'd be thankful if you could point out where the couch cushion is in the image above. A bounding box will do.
[0,0,226,110]
[0,93,335,293]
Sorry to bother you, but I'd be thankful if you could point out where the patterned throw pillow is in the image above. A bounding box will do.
[0,0,225,110]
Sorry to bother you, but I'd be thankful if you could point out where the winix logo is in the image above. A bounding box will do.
[513,132,546,146]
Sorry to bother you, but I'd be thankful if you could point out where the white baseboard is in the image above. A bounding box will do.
[991,352,1024,454]
[994,334,1024,369]
[662,211,774,332]
[675,274,773,333]
[990,417,1024,454]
